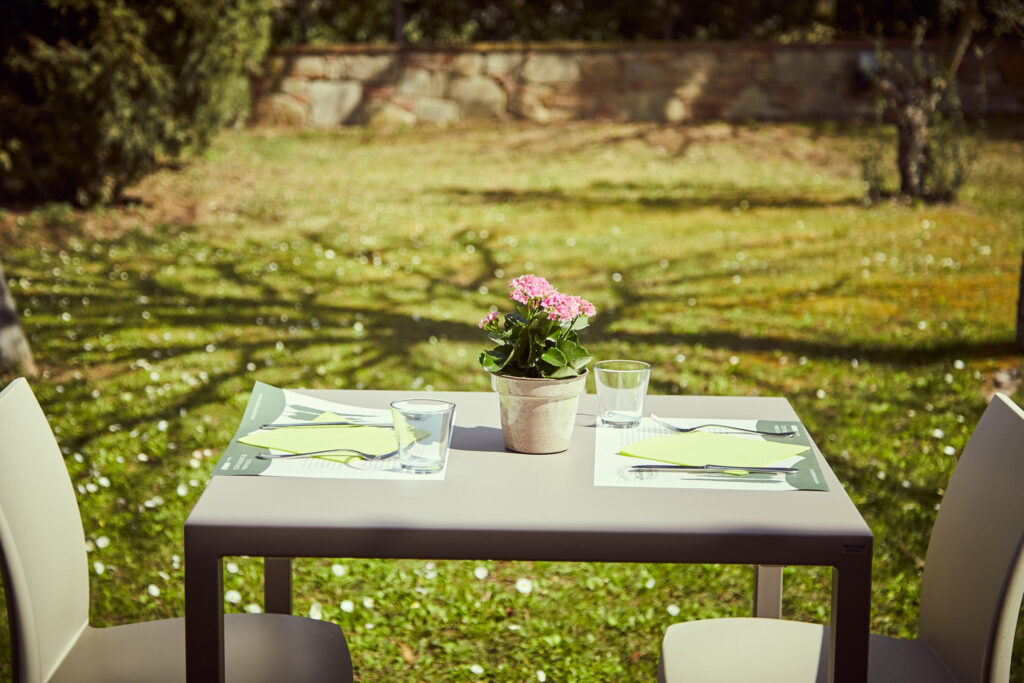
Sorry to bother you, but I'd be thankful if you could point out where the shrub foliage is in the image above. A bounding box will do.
[0,0,272,205]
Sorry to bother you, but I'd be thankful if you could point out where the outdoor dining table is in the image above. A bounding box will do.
[184,389,873,682]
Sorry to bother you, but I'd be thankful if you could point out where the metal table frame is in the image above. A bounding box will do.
[185,391,872,682]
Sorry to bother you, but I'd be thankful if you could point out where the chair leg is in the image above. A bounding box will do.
[754,565,783,619]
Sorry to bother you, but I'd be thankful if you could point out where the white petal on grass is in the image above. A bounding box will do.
[644,578,656,589]
[515,578,533,594]
[93,561,106,575]
[362,597,375,609]
[340,600,354,613]
[667,604,681,617]
[331,563,347,577]
[95,535,110,549]
[225,590,242,604]
[537,671,547,682]
[954,359,965,370]
[474,566,489,580]
[226,562,239,574]
[943,445,956,456]
[932,428,945,439]
[177,484,189,497]
[470,664,484,675]
[245,604,263,614]
[147,584,161,597]
[308,602,323,620]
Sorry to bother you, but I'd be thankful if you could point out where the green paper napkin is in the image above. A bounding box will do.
[619,431,809,469]
[239,411,398,462]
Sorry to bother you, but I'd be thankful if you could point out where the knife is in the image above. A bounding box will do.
[629,463,798,474]
[260,420,393,429]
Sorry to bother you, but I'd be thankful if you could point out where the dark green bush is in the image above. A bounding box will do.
[270,0,824,46]
[0,0,272,206]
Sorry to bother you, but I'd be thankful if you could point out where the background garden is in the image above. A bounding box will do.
[2,0,1024,681]
[2,119,1022,680]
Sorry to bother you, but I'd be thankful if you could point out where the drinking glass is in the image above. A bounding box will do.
[390,399,456,473]
[594,360,651,428]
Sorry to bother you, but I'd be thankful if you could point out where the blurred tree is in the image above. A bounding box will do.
[866,0,1022,201]
[0,0,273,206]
[0,259,37,377]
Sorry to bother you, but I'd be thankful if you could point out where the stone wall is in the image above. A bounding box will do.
[253,42,1024,128]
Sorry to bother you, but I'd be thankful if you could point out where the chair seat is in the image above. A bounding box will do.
[50,613,354,683]
[658,618,956,683]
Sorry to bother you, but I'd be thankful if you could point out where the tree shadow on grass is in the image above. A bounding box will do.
[6,220,1012,455]
[439,180,860,213]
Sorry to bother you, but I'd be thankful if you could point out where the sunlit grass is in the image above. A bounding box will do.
[1,120,1022,681]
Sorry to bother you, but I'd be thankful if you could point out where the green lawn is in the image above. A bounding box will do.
[1,120,1023,681]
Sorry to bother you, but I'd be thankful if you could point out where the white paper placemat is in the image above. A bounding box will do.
[213,382,446,481]
[594,416,824,491]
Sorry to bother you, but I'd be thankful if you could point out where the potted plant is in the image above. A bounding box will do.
[479,275,595,453]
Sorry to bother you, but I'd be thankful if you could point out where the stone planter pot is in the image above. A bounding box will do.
[490,369,587,454]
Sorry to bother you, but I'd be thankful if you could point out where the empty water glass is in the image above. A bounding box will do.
[390,399,456,473]
[594,360,651,428]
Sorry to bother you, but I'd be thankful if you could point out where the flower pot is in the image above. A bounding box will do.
[490,370,587,454]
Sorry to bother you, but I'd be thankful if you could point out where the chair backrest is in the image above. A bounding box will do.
[0,378,90,683]
[918,393,1024,683]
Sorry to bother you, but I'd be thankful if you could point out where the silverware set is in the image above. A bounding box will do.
[254,418,396,461]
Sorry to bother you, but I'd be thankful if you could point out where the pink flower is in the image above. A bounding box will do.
[541,294,596,323]
[509,274,555,305]
[478,311,499,328]
[541,292,579,323]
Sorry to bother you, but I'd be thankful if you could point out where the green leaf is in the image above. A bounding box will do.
[479,346,512,373]
[557,339,592,370]
[541,346,567,367]
[549,365,578,378]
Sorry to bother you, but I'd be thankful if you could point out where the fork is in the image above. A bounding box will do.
[255,447,398,461]
[650,414,796,438]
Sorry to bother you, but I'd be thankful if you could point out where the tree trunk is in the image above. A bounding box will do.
[0,258,38,377]
[895,97,932,199]
[1017,246,1024,351]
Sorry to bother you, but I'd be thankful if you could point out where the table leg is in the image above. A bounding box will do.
[185,533,224,683]
[828,557,872,683]
[753,565,783,618]
[264,557,293,614]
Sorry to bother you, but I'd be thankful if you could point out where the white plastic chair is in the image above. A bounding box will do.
[659,392,1024,683]
[0,378,354,682]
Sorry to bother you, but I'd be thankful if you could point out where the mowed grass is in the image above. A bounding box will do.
[1,120,1023,681]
